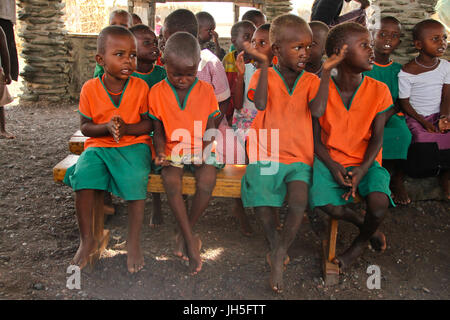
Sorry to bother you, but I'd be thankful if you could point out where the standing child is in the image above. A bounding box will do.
[229,10,266,52]
[196,12,226,60]
[93,10,133,78]
[64,26,153,273]
[0,26,14,139]
[306,21,329,77]
[241,14,345,293]
[364,16,412,205]
[310,22,394,272]
[398,19,449,200]
[149,32,221,275]
[129,24,167,228]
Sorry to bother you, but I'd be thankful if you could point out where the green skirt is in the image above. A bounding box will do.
[382,114,412,160]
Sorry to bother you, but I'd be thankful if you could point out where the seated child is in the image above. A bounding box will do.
[364,16,412,205]
[241,14,345,293]
[129,24,167,227]
[196,11,226,60]
[306,21,329,77]
[398,19,449,199]
[229,10,266,52]
[149,32,221,275]
[310,22,394,272]
[64,26,153,273]
[93,10,133,78]
[223,20,256,125]
[0,25,14,139]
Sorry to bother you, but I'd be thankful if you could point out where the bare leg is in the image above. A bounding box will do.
[72,189,97,269]
[0,106,14,139]
[162,166,202,275]
[232,198,253,236]
[385,159,410,205]
[126,199,145,273]
[149,192,163,227]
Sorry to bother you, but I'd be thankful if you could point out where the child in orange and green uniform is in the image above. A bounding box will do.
[310,22,394,272]
[129,24,167,228]
[149,32,221,276]
[93,10,133,78]
[363,16,412,205]
[241,15,346,293]
[64,26,152,274]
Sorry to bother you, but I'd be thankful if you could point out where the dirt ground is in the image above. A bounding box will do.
[0,103,449,301]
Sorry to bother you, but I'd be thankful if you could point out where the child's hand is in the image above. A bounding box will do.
[322,44,348,73]
[155,153,170,166]
[438,116,450,133]
[329,161,352,188]
[236,51,245,76]
[113,115,127,141]
[242,41,268,66]
[342,167,366,201]
[421,119,438,133]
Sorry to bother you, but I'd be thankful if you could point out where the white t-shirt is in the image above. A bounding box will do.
[398,59,450,117]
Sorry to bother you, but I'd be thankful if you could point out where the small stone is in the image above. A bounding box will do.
[423,287,431,293]
[33,283,44,290]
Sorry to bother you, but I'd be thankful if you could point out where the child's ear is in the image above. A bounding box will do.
[414,39,422,50]
[231,36,237,46]
[95,54,105,67]
[272,43,280,57]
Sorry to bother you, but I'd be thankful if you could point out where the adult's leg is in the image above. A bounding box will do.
[126,199,145,273]
[0,106,14,139]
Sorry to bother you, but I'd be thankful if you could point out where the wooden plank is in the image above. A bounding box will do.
[69,136,87,155]
[53,155,79,182]
[322,239,340,286]
[328,218,338,262]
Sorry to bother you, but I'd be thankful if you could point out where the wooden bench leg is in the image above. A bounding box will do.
[322,217,339,286]
[89,190,110,267]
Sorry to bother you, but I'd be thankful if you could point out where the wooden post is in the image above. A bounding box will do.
[128,0,134,14]
[322,217,339,286]
[234,4,240,23]
[148,0,156,31]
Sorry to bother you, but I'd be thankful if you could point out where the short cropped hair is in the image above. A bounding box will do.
[242,10,265,25]
[131,13,142,25]
[97,25,135,54]
[164,9,198,38]
[325,22,368,57]
[164,31,201,63]
[231,20,255,39]
[270,14,310,45]
[412,19,444,41]
[109,9,132,26]
[129,24,154,37]
[196,11,215,26]
[257,23,271,33]
[309,20,329,34]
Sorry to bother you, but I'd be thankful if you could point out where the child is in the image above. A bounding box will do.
[196,11,226,60]
[364,16,412,205]
[398,19,449,199]
[229,10,266,52]
[306,21,329,77]
[64,26,153,273]
[0,26,14,139]
[223,20,256,125]
[149,32,221,275]
[241,14,345,293]
[93,10,133,78]
[131,13,142,26]
[129,24,167,227]
[310,22,394,272]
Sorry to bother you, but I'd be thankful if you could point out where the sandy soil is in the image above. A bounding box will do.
[0,103,449,300]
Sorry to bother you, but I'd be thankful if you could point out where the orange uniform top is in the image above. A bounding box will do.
[148,78,220,157]
[319,75,394,167]
[247,67,320,166]
[79,76,151,149]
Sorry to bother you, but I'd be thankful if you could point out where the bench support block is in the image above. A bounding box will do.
[322,218,339,286]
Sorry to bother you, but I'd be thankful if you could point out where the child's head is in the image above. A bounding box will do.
[164,32,201,90]
[231,20,256,53]
[109,9,132,29]
[308,21,329,66]
[96,26,137,80]
[372,16,401,58]
[131,13,143,26]
[129,24,159,65]
[412,19,447,58]
[326,22,374,72]
[270,14,312,72]
[242,10,266,28]
[196,12,216,44]
[163,9,198,43]
[251,24,273,68]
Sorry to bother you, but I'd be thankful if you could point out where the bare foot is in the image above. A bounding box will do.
[369,231,387,252]
[71,238,97,270]
[266,252,290,271]
[267,250,285,293]
[173,233,188,260]
[332,240,367,271]
[149,210,163,228]
[233,201,253,236]
[0,130,15,139]
[390,179,411,205]
[127,243,145,274]
[186,235,202,275]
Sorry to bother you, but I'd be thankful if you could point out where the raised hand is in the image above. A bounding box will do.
[323,44,348,73]
[236,51,245,76]
[242,41,268,65]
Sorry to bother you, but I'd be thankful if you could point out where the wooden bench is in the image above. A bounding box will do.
[66,131,342,284]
